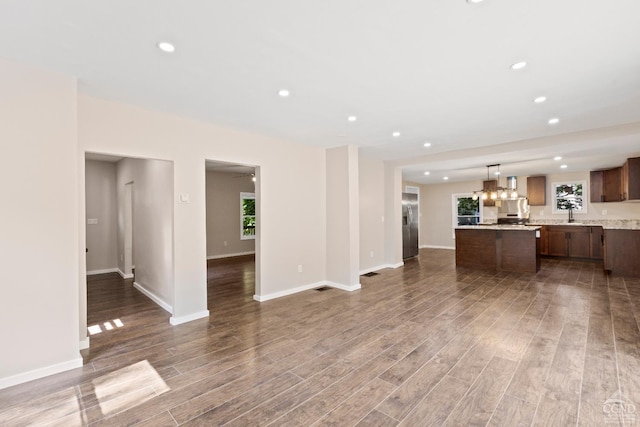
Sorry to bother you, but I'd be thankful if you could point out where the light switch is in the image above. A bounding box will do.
[87,218,98,225]
[179,193,190,203]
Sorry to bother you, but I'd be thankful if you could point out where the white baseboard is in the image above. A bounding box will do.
[207,251,255,260]
[254,281,324,302]
[117,269,134,279]
[133,282,173,314]
[325,281,361,292]
[0,357,83,390]
[359,263,404,275]
[359,265,386,275]
[420,245,455,250]
[254,279,362,302]
[170,310,210,326]
[87,268,118,276]
[79,337,90,350]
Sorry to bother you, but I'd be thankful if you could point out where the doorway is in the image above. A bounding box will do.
[84,153,175,347]
[204,160,259,307]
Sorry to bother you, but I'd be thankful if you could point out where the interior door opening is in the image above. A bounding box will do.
[204,159,260,308]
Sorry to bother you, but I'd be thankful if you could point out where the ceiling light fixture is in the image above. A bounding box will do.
[157,41,175,53]
[423,142,432,147]
[560,164,568,169]
[511,61,527,70]
[392,131,401,137]
[554,156,562,161]
[472,164,519,201]
[548,117,560,125]
[534,96,547,104]
[443,177,449,180]
[347,116,357,122]
[278,89,290,97]
[424,171,430,175]
[466,0,485,3]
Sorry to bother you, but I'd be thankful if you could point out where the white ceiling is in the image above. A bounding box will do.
[2,0,640,184]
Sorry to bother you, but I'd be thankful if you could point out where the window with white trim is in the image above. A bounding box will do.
[552,181,587,214]
[452,193,483,238]
[240,192,256,239]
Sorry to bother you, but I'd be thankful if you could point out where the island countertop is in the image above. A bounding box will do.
[456,225,541,231]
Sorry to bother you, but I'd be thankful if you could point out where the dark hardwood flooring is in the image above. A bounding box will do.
[1,250,640,426]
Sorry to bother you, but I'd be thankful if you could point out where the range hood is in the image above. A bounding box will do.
[497,197,530,224]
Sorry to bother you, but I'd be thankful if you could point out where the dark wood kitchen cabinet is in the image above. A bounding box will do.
[539,226,549,255]
[590,226,604,260]
[545,225,595,259]
[604,229,640,277]
[527,176,546,206]
[622,157,640,201]
[590,168,622,203]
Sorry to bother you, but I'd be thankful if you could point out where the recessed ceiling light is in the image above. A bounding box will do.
[392,131,401,137]
[548,117,560,125]
[347,116,357,122]
[467,0,485,3]
[443,176,449,180]
[554,156,562,161]
[157,41,175,53]
[560,164,568,169]
[534,96,547,104]
[423,142,432,147]
[511,61,527,70]
[277,89,290,97]
[424,171,430,175]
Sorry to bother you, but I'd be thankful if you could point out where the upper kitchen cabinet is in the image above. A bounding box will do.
[622,157,640,201]
[590,167,622,203]
[483,179,498,207]
[527,176,546,206]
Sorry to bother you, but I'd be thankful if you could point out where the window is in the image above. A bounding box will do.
[240,192,256,239]
[452,194,483,237]
[552,181,587,214]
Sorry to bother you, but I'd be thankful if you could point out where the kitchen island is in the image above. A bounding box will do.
[455,225,541,273]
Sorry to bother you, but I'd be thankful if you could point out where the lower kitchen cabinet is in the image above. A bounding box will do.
[542,225,602,259]
[605,229,640,276]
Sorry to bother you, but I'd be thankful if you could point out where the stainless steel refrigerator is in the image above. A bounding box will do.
[402,193,419,259]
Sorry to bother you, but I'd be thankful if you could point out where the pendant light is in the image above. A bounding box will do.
[472,164,519,201]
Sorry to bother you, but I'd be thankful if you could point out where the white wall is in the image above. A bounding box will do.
[359,155,386,273]
[116,158,174,309]
[326,146,360,288]
[206,171,256,258]
[0,58,81,388]
[77,94,327,310]
[384,164,403,267]
[85,160,118,273]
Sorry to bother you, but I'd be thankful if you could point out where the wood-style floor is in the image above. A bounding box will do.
[1,250,640,426]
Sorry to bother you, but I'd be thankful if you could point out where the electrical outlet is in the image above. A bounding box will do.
[539,210,544,216]
[223,241,227,246]
[298,265,303,273]
[370,251,374,258]
[602,209,607,215]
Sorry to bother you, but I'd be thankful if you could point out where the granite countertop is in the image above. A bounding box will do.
[525,219,640,230]
[456,225,541,231]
